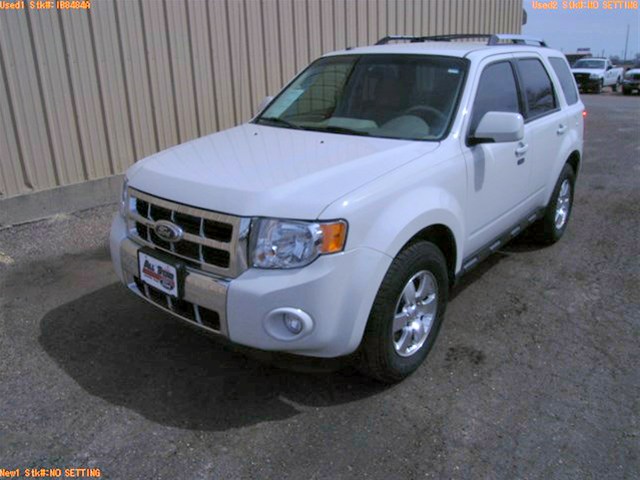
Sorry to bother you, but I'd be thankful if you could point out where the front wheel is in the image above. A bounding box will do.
[612,77,621,92]
[359,241,448,383]
[531,163,576,245]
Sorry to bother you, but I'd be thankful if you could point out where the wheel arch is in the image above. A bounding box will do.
[403,224,457,286]
[566,150,581,177]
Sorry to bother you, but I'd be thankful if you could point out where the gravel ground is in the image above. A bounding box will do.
[1,93,638,479]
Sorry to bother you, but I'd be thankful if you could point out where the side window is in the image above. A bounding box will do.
[517,58,557,118]
[470,61,520,133]
[548,57,579,105]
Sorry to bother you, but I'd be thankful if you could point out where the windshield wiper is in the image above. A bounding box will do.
[312,126,370,136]
[257,116,302,130]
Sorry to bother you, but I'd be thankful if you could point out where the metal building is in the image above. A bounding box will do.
[0,0,523,223]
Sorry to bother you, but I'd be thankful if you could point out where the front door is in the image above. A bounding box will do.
[461,57,533,255]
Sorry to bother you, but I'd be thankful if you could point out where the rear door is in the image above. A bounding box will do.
[461,55,533,255]
[547,55,584,165]
[512,55,566,205]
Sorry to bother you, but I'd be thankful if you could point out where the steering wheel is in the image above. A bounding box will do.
[402,105,447,131]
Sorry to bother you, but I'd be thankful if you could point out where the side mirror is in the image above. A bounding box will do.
[606,65,612,70]
[469,111,524,145]
[257,96,274,114]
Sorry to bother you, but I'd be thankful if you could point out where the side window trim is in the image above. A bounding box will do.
[508,59,527,117]
[466,58,522,143]
[513,56,561,123]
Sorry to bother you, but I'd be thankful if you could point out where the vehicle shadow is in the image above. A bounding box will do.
[37,231,545,432]
[38,283,385,432]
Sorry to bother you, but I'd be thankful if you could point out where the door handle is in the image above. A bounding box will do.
[557,124,568,135]
[515,143,529,157]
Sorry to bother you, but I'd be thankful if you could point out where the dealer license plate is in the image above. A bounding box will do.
[138,250,181,298]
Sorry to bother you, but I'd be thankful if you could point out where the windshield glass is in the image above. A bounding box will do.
[625,71,640,79]
[256,54,468,141]
[573,59,606,69]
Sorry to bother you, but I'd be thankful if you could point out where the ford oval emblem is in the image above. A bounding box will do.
[154,220,184,243]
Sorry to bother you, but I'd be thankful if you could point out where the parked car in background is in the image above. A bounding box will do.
[571,58,624,93]
[110,34,584,383]
[622,68,640,95]
[565,51,592,67]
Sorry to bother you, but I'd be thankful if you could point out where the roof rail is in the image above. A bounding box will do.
[375,35,425,45]
[375,33,548,47]
[375,34,491,45]
[422,34,493,42]
[489,34,547,47]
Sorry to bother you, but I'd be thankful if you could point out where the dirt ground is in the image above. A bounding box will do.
[1,93,638,479]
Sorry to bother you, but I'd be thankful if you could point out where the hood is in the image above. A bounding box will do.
[127,124,439,219]
[571,68,603,75]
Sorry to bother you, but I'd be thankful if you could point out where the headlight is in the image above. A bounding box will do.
[119,177,129,218]
[590,73,601,79]
[250,218,348,269]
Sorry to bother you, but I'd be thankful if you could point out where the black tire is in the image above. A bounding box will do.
[531,163,576,245]
[358,241,448,383]
[596,80,603,94]
[622,88,631,96]
[612,79,619,92]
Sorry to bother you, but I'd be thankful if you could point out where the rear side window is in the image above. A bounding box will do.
[470,61,520,132]
[549,57,579,105]
[517,59,557,118]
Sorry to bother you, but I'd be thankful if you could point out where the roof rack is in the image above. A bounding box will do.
[489,34,547,47]
[374,35,428,45]
[375,33,547,47]
[375,34,490,45]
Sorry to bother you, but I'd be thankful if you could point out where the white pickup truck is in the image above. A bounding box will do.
[571,57,624,93]
[110,34,584,382]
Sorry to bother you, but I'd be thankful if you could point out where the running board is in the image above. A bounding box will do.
[457,208,545,280]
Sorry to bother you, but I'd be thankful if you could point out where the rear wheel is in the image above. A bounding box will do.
[531,163,575,245]
[359,241,448,383]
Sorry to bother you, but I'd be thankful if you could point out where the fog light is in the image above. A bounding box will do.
[264,307,314,341]
[283,313,303,334]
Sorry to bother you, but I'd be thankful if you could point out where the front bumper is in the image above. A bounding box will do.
[622,81,640,92]
[110,214,392,358]
[574,76,601,90]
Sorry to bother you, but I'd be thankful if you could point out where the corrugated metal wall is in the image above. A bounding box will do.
[0,0,522,199]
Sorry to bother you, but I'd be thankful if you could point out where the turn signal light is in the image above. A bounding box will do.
[582,110,587,118]
[319,221,348,253]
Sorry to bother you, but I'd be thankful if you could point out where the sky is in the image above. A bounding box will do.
[522,0,639,60]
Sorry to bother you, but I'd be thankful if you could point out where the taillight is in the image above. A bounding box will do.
[582,110,587,118]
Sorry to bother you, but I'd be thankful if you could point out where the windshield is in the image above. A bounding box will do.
[625,71,640,79]
[573,59,606,69]
[255,54,468,141]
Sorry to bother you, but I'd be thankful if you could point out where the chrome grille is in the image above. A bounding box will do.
[125,188,249,278]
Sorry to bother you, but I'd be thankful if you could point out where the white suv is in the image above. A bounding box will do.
[110,34,584,382]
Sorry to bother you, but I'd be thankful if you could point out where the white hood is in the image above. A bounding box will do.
[127,124,439,219]
[571,68,602,75]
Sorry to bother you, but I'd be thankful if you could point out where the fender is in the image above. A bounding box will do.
[362,191,464,272]
[321,154,467,274]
